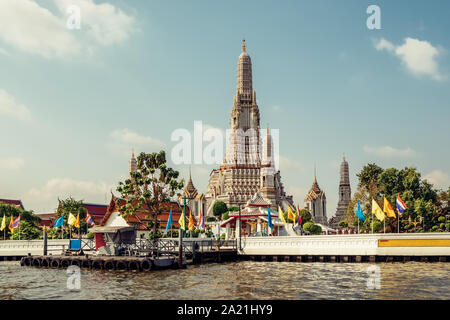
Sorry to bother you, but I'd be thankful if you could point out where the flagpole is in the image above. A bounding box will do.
[397,209,400,234]
[371,211,374,234]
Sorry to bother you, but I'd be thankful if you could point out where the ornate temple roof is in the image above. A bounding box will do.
[182,169,198,199]
[305,170,326,201]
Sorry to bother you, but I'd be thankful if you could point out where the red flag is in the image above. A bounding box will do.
[94,233,106,250]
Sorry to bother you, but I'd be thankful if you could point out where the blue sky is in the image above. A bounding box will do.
[0,0,449,214]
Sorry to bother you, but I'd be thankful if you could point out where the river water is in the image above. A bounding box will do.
[0,261,449,300]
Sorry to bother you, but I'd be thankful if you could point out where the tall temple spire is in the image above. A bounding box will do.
[333,154,352,228]
[236,39,253,93]
[129,150,137,175]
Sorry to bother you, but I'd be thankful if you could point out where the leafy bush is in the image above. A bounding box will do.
[438,216,446,223]
[222,212,229,220]
[338,221,348,229]
[445,222,450,232]
[310,224,322,235]
[302,221,315,233]
[220,233,226,239]
[207,217,216,222]
[213,201,228,219]
[87,232,94,239]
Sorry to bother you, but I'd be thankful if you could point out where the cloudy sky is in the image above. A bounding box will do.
[0,0,449,214]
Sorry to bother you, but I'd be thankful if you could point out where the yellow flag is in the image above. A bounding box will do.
[0,215,5,231]
[278,206,286,223]
[178,211,186,230]
[372,199,385,221]
[287,206,296,225]
[74,213,80,229]
[68,213,76,226]
[383,197,396,218]
[188,212,194,231]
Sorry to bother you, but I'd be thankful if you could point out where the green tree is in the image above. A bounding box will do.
[54,197,88,237]
[298,209,311,225]
[11,220,42,240]
[0,203,42,239]
[213,201,228,220]
[357,163,383,194]
[116,150,184,235]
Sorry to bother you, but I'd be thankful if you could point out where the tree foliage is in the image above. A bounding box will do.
[347,163,446,233]
[116,150,184,235]
[0,203,41,239]
[213,201,228,219]
[54,197,88,236]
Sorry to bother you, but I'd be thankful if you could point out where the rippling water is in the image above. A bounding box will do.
[1,261,449,300]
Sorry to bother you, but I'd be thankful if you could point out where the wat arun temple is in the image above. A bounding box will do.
[178,40,351,232]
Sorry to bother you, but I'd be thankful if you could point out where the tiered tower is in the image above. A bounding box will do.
[204,40,293,214]
[333,155,351,226]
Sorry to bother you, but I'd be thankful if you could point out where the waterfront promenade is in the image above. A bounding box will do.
[2,233,450,263]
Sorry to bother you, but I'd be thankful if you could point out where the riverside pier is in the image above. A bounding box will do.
[2,233,450,272]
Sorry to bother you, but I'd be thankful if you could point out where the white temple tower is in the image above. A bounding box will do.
[204,40,294,215]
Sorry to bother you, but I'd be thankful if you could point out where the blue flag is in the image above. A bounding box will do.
[166,209,173,231]
[267,207,273,231]
[53,216,64,228]
[356,200,365,221]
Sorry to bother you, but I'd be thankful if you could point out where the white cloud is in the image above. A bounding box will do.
[25,178,114,212]
[0,89,31,121]
[0,0,136,59]
[54,0,137,46]
[363,145,416,158]
[375,37,445,81]
[0,157,26,170]
[107,128,165,156]
[424,170,450,189]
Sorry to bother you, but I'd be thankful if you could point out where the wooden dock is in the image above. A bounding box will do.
[20,255,182,271]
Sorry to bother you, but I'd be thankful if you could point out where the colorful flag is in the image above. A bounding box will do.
[297,204,302,227]
[73,213,80,229]
[278,206,286,224]
[188,212,195,231]
[8,216,13,233]
[356,200,365,221]
[288,206,296,225]
[85,213,95,226]
[165,209,173,231]
[396,195,408,215]
[372,199,385,221]
[68,213,77,226]
[53,216,64,228]
[178,209,186,230]
[267,207,273,231]
[198,208,205,229]
[383,197,396,218]
[11,216,20,229]
[0,215,5,231]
